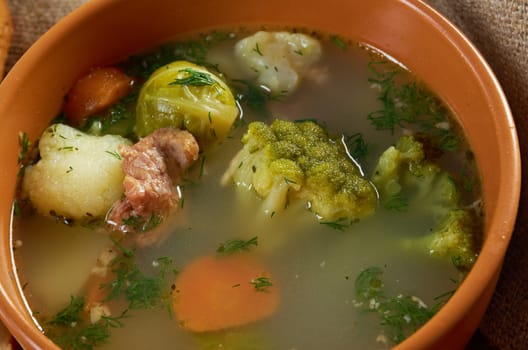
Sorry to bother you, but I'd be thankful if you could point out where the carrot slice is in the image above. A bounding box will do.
[172,254,279,332]
[63,66,134,126]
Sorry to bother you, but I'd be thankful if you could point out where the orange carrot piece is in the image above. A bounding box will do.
[172,254,279,332]
[63,66,134,126]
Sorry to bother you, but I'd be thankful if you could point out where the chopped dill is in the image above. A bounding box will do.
[18,131,31,163]
[82,89,139,137]
[58,146,79,151]
[253,43,263,56]
[169,68,218,87]
[103,254,177,310]
[217,236,258,255]
[43,296,127,350]
[330,35,347,50]
[231,79,281,115]
[284,177,297,185]
[320,217,357,231]
[343,133,369,160]
[49,295,85,326]
[122,213,163,232]
[367,60,460,152]
[105,150,122,160]
[353,266,454,345]
[122,31,233,79]
[251,276,273,292]
[384,193,409,212]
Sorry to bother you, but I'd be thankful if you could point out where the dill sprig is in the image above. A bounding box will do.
[354,266,454,345]
[343,132,369,160]
[122,31,233,79]
[384,193,409,212]
[216,236,258,255]
[18,131,31,163]
[122,213,163,232]
[81,89,139,137]
[367,61,460,152]
[43,296,127,350]
[103,254,177,310]
[250,277,273,292]
[320,217,358,231]
[170,68,218,87]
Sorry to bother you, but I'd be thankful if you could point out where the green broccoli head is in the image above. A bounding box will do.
[373,135,481,270]
[427,209,481,270]
[222,119,377,220]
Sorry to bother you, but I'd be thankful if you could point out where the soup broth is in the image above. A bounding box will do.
[11,28,482,350]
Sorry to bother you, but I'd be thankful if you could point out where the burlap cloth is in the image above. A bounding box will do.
[3,0,528,349]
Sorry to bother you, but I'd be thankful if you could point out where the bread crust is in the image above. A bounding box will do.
[0,0,12,77]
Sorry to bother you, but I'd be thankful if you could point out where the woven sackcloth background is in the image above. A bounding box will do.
[2,0,528,349]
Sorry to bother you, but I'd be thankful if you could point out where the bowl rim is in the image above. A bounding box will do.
[0,0,521,349]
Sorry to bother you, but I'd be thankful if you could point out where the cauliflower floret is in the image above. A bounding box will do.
[22,123,131,220]
[234,31,322,95]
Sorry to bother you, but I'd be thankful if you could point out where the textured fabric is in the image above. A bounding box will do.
[3,0,528,349]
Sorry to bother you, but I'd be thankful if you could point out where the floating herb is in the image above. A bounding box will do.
[103,254,177,310]
[170,68,217,87]
[343,133,369,160]
[253,43,263,56]
[251,277,273,292]
[18,132,31,163]
[122,213,163,232]
[43,296,127,350]
[330,35,347,50]
[384,193,409,212]
[354,267,454,345]
[367,60,460,152]
[320,217,357,231]
[217,236,258,255]
[105,150,122,160]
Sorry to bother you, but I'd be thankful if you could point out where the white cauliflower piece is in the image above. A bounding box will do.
[22,123,131,220]
[234,31,322,95]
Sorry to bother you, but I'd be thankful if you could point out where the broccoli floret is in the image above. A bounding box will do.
[221,119,377,221]
[425,209,481,270]
[372,135,481,270]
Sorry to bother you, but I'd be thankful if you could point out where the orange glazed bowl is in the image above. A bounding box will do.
[0,0,520,349]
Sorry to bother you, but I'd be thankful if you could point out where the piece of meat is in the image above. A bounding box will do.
[107,128,199,233]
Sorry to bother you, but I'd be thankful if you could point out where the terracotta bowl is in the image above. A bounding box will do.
[0,0,520,349]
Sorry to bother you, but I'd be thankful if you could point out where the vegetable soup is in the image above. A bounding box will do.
[11,28,482,350]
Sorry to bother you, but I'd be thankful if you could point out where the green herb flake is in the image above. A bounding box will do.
[353,267,455,345]
[320,217,356,231]
[217,236,258,255]
[49,295,85,326]
[58,146,79,151]
[384,193,409,212]
[330,35,347,50]
[251,276,273,292]
[122,213,163,232]
[105,150,122,160]
[343,133,369,160]
[18,132,31,163]
[170,68,217,87]
[253,43,263,56]
[367,60,460,152]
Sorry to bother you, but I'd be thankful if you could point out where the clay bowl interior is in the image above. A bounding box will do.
[0,0,520,349]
